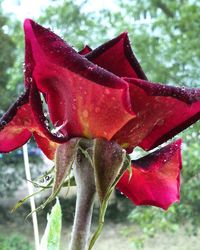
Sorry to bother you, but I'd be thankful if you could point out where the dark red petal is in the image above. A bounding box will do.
[79,45,92,55]
[29,82,68,159]
[85,32,147,79]
[0,87,61,159]
[24,19,134,140]
[116,139,182,210]
[33,132,58,160]
[29,82,69,143]
[114,78,200,150]
[0,89,33,152]
[24,19,128,89]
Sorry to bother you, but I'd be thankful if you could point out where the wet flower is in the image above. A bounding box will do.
[1,19,200,210]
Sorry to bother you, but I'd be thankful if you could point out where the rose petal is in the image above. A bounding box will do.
[114,78,200,150]
[116,139,182,210]
[29,82,69,159]
[29,82,68,142]
[0,89,33,152]
[79,45,92,55]
[85,32,147,79]
[0,88,60,159]
[33,132,58,160]
[24,19,134,140]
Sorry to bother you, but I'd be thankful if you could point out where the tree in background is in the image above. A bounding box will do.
[103,0,200,86]
[38,0,115,49]
[0,0,16,112]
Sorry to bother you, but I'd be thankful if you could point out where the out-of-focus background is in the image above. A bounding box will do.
[0,0,200,249]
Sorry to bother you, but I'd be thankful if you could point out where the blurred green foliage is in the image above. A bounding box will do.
[0,1,17,111]
[115,0,200,85]
[0,233,33,250]
[0,141,43,198]
[0,0,200,247]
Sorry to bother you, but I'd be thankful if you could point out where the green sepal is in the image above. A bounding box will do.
[92,139,127,203]
[26,138,81,217]
[88,139,131,250]
[52,138,80,196]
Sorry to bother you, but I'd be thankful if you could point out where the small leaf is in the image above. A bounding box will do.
[40,198,62,250]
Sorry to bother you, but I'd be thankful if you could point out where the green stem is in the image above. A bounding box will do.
[69,153,96,250]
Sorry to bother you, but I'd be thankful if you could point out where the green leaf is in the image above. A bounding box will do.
[40,198,62,250]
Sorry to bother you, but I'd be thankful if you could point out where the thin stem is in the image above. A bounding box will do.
[69,154,96,250]
[23,144,40,250]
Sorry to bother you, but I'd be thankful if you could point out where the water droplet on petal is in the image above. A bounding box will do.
[95,107,100,113]
[103,131,108,136]
[83,110,88,118]
[105,89,110,95]
[88,66,93,71]
[1,120,7,126]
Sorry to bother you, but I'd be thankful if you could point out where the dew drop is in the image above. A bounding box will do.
[57,132,65,138]
[103,131,108,136]
[83,110,88,118]
[95,107,100,113]
[88,66,93,71]
[1,120,7,126]
[155,118,164,126]
[44,120,49,127]
[105,89,110,95]
[45,175,51,181]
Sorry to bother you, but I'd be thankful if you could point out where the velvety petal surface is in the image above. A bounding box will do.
[85,32,147,79]
[33,132,58,160]
[24,19,134,140]
[0,90,32,152]
[0,88,59,159]
[114,78,200,151]
[116,139,182,210]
